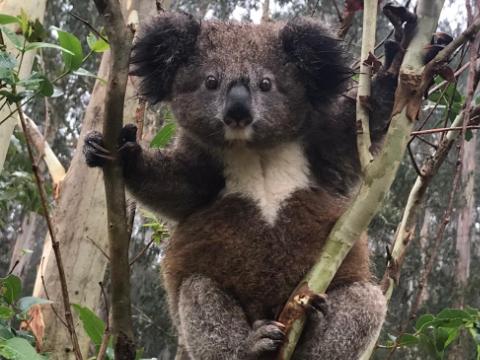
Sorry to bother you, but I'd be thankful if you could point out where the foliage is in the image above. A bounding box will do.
[0,274,51,359]
[140,210,170,245]
[0,11,109,123]
[150,107,176,149]
[385,308,480,359]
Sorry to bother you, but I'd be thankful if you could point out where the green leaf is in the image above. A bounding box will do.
[86,33,109,52]
[72,304,105,346]
[443,327,460,349]
[0,306,14,320]
[0,15,19,25]
[0,337,45,359]
[150,122,176,148]
[397,333,419,347]
[18,9,29,36]
[0,90,23,103]
[73,67,107,84]
[0,275,22,305]
[1,27,24,49]
[16,296,53,314]
[437,308,472,321]
[0,50,17,84]
[416,314,435,331]
[24,42,75,55]
[0,324,14,341]
[54,28,84,71]
[25,19,47,43]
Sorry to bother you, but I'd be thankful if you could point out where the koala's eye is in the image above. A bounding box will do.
[259,78,272,92]
[205,75,219,90]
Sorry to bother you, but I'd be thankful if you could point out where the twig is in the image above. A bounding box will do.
[92,0,135,359]
[69,12,109,44]
[41,274,68,329]
[129,237,155,266]
[331,0,343,22]
[411,124,480,135]
[407,142,422,176]
[7,260,19,275]
[86,236,110,260]
[14,92,83,360]
[96,282,111,360]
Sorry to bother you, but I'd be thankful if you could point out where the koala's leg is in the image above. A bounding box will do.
[292,282,386,360]
[178,275,285,360]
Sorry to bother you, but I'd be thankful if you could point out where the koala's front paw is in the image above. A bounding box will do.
[246,320,285,357]
[117,124,141,170]
[83,131,113,168]
[83,124,141,170]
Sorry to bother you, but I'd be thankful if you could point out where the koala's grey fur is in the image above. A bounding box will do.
[84,12,398,359]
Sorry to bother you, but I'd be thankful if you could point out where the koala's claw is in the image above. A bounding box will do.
[247,320,286,356]
[83,131,114,168]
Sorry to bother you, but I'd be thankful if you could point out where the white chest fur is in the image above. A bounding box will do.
[222,142,311,225]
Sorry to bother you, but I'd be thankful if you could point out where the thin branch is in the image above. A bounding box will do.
[69,12,109,44]
[86,236,110,260]
[92,0,135,359]
[96,282,111,360]
[14,93,83,359]
[129,237,155,266]
[7,260,19,275]
[40,274,69,329]
[411,124,480,135]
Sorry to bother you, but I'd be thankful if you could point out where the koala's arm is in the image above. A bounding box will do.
[84,127,224,220]
[178,275,285,360]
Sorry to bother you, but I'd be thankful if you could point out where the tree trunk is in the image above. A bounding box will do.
[448,133,476,360]
[9,212,46,294]
[32,1,154,358]
[453,133,476,308]
[0,0,47,174]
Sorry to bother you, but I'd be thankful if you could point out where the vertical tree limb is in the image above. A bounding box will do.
[276,1,446,358]
[14,99,83,360]
[356,0,377,171]
[92,0,135,359]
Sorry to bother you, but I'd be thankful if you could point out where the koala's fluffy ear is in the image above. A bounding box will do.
[130,12,200,103]
[280,18,352,103]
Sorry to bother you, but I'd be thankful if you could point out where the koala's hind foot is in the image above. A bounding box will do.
[178,275,285,360]
[292,282,386,360]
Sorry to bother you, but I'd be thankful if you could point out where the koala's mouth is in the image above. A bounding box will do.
[224,125,253,142]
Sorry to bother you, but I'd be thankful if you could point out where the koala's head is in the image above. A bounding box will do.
[130,12,351,149]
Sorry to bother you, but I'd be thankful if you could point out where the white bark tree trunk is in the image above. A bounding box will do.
[0,1,47,174]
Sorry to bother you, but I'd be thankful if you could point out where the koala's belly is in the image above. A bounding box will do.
[162,188,371,322]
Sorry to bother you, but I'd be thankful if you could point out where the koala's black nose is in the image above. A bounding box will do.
[224,84,253,128]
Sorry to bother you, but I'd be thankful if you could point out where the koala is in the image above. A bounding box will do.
[83,10,437,360]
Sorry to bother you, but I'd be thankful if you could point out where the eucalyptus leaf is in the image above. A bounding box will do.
[0,337,45,359]
[0,14,20,25]
[72,303,105,346]
[0,275,22,305]
[24,42,75,55]
[150,122,176,148]
[86,33,109,52]
[53,28,84,71]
